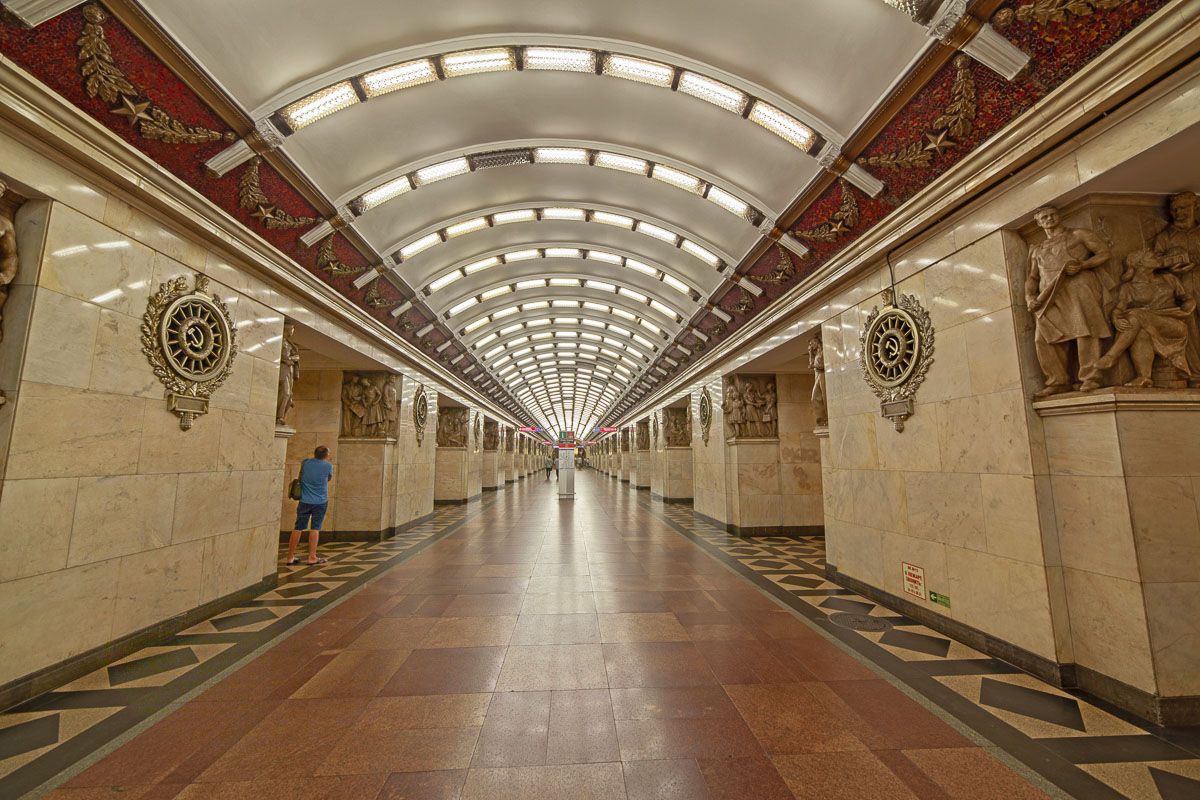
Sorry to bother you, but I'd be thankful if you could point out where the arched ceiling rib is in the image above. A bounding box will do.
[461,313,667,353]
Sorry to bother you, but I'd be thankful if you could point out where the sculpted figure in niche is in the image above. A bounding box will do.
[663,407,691,447]
[0,179,17,346]
[437,407,468,447]
[722,378,747,438]
[383,375,399,435]
[276,323,300,426]
[1153,191,1200,380]
[1095,249,1195,387]
[809,334,828,427]
[722,375,778,437]
[636,420,649,451]
[1025,205,1114,397]
[340,372,399,438]
[484,420,499,451]
[341,374,365,436]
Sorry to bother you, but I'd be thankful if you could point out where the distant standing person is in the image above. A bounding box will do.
[544,454,554,481]
[287,446,333,566]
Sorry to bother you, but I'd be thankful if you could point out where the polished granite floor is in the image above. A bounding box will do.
[3,471,1198,799]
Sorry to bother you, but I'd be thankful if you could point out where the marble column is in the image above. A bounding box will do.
[481,417,501,492]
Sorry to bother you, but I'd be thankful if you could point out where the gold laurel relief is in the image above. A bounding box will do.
[237,157,319,229]
[77,5,233,146]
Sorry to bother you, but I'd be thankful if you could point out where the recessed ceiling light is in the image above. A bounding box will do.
[706,185,751,218]
[545,247,583,259]
[619,288,648,303]
[505,249,540,263]
[587,251,622,265]
[649,299,677,318]
[358,176,412,211]
[748,101,815,151]
[623,259,657,276]
[481,286,512,301]
[681,240,721,267]
[464,318,489,333]
[601,53,674,87]
[445,217,489,238]
[635,222,678,244]
[662,274,691,294]
[591,211,634,228]
[639,319,661,334]
[549,278,580,287]
[677,72,748,114]
[516,279,546,290]
[362,59,437,96]
[463,256,501,275]
[595,152,648,174]
[523,46,597,73]
[429,271,463,292]
[651,164,703,193]
[442,48,516,77]
[282,82,358,130]
[491,209,537,226]
[542,207,586,221]
[586,280,616,293]
[449,297,479,315]
[400,232,441,259]
[533,147,589,164]
[494,306,519,319]
[414,157,470,186]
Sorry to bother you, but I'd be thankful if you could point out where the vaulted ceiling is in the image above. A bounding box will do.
[0,0,1166,437]
[139,0,931,436]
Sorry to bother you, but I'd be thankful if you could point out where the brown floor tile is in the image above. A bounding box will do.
[772,751,921,800]
[382,647,507,695]
[767,636,881,682]
[460,764,627,800]
[419,616,518,649]
[615,717,762,760]
[610,686,740,720]
[382,595,457,618]
[496,645,609,691]
[693,640,805,684]
[823,680,972,750]
[519,592,597,615]
[378,770,468,800]
[592,591,669,613]
[901,747,1051,799]
[344,617,437,650]
[531,562,591,576]
[46,786,185,800]
[472,691,551,767]
[171,775,388,799]
[697,756,795,800]
[675,611,758,641]
[872,750,954,800]
[353,694,491,731]
[443,594,526,616]
[291,649,411,698]
[603,642,718,688]
[724,683,866,754]
[597,612,690,643]
[546,689,620,764]
[316,727,481,775]
[196,698,370,782]
[622,759,710,800]
[526,576,595,593]
[509,613,602,645]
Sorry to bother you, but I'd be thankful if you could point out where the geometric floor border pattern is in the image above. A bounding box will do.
[0,499,490,799]
[645,492,1200,800]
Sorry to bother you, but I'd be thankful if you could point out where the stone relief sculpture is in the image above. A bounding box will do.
[473,414,482,452]
[635,419,650,451]
[0,178,19,348]
[275,322,299,426]
[437,407,469,447]
[484,419,499,451]
[505,427,515,452]
[1095,250,1195,387]
[1025,205,1115,397]
[1153,191,1200,380]
[620,429,631,452]
[663,407,691,447]
[809,333,828,427]
[340,372,400,438]
[651,415,659,449]
[721,374,778,439]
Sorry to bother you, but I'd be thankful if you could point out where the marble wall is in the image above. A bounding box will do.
[0,197,284,690]
[778,373,824,531]
[691,379,728,524]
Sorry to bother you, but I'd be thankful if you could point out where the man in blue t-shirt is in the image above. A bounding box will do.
[286,446,334,566]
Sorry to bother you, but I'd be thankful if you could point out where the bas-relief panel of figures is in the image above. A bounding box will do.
[620,429,631,452]
[663,407,691,447]
[635,419,649,451]
[1023,193,1200,396]
[340,371,400,439]
[721,374,778,439]
[483,418,499,451]
[437,407,469,448]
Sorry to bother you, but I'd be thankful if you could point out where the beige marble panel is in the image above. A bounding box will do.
[829,412,879,471]
[137,396,222,475]
[1063,567,1156,693]
[1119,410,1200,477]
[22,287,99,389]
[1040,412,1123,477]
[1126,476,1200,584]
[172,471,243,543]
[40,204,155,316]
[0,477,77,581]
[1143,581,1200,696]
[935,390,1032,475]
[963,313,1023,396]
[240,468,284,529]
[0,560,120,687]
[1052,475,1139,581]
[923,233,1014,330]
[68,473,178,565]
[90,308,161,398]
[945,547,1058,659]
[836,469,908,533]
[979,473,1046,565]
[112,539,205,636]
[825,519,884,587]
[917,322,971,403]
[217,410,277,472]
[873,407,942,472]
[201,527,271,600]
[903,472,986,551]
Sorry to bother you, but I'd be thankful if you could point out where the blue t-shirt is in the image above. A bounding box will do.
[299,458,333,504]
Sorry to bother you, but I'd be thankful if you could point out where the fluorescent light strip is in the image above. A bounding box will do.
[601,54,673,87]
[523,46,596,72]
[442,48,516,77]
[281,82,358,129]
[362,59,437,96]
[414,157,470,186]
[748,100,815,151]
[677,72,748,113]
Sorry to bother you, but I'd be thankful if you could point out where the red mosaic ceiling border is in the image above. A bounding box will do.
[0,0,1173,411]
